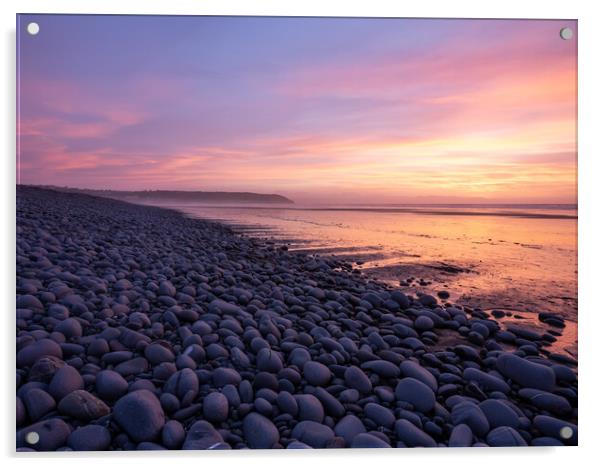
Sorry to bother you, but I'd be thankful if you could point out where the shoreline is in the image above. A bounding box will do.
[16,186,578,450]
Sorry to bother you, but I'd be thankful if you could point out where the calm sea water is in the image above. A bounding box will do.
[143,202,578,327]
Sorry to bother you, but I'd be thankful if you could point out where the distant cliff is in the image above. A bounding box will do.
[33,186,295,204]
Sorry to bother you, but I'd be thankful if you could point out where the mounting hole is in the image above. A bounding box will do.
[559,426,573,439]
[25,431,40,445]
[26,22,40,35]
[559,27,573,40]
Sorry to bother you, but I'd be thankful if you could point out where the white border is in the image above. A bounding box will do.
[2,1,601,465]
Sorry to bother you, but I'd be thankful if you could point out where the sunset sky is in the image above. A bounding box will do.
[17,15,577,204]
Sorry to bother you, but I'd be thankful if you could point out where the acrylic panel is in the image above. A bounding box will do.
[16,14,578,451]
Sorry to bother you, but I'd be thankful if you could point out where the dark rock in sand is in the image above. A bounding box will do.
[334,414,367,446]
[463,368,510,394]
[395,419,436,447]
[449,424,473,447]
[291,420,335,448]
[364,402,395,428]
[183,420,228,450]
[95,370,129,401]
[400,360,438,391]
[165,368,199,401]
[256,348,283,373]
[479,399,520,429]
[48,364,84,400]
[243,412,279,449]
[212,367,242,387]
[17,339,63,368]
[114,357,149,377]
[203,392,229,423]
[361,360,400,378]
[451,402,490,437]
[414,315,434,331]
[28,355,65,383]
[295,394,324,422]
[395,378,436,413]
[303,361,332,386]
[23,388,56,421]
[496,353,556,391]
[486,426,528,447]
[144,342,175,364]
[17,418,71,451]
[533,415,577,445]
[58,390,110,421]
[67,425,111,451]
[418,294,438,308]
[518,388,571,415]
[344,366,372,394]
[162,420,185,449]
[113,390,165,443]
[276,391,298,416]
[55,318,83,339]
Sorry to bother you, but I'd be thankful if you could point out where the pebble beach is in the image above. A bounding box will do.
[16,186,578,451]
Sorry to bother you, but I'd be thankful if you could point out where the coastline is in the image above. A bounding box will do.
[16,186,578,450]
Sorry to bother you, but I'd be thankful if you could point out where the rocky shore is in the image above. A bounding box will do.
[16,186,578,450]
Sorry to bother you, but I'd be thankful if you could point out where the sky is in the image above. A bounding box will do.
[17,15,577,204]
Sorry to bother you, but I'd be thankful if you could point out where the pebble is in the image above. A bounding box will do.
[276,391,298,416]
[242,412,279,448]
[17,418,71,451]
[17,339,63,367]
[518,388,572,415]
[203,392,229,423]
[162,420,186,449]
[257,348,283,373]
[113,390,165,443]
[395,378,436,412]
[486,426,528,447]
[463,367,510,394]
[95,370,129,401]
[395,419,436,447]
[291,420,335,448]
[48,364,84,400]
[67,425,111,451]
[496,353,556,391]
[295,394,324,422]
[400,360,438,391]
[145,342,176,364]
[57,390,110,420]
[532,415,577,445]
[344,366,372,394]
[23,388,56,421]
[183,420,227,450]
[364,402,395,428]
[334,414,367,446]
[414,315,434,331]
[449,424,473,447]
[479,399,520,429]
[303,361,332,386]
[450,402,490,437]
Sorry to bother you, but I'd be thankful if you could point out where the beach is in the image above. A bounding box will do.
[16,187,578,450]
[160,203,578,324]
